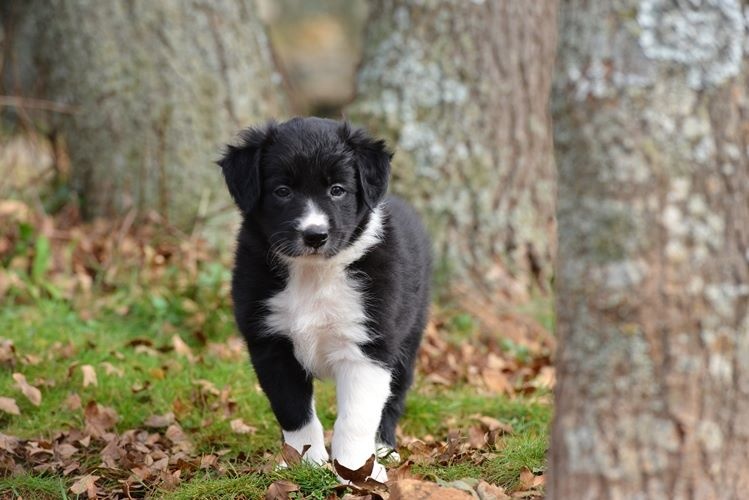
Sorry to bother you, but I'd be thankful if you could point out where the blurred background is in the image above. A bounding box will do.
[4,0,745,498]
[0,0,556,336]
[0,1,556,497]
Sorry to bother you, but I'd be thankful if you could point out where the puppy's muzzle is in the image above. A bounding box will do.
[302,225,328,249]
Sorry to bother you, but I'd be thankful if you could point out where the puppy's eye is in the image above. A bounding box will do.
[330,185,346,198]
[274,186,292,199]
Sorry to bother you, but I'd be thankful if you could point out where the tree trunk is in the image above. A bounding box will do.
[30,0,287,227]
[348,1,558,318]
[550,1,749,498]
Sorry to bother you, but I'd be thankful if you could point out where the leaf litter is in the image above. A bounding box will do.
[0,201,552,498]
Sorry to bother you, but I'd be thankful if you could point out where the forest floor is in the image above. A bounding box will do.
[0,201,553,499]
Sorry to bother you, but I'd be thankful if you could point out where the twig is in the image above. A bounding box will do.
[0,95,78,114]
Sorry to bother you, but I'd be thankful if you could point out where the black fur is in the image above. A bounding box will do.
[220,117,431,448]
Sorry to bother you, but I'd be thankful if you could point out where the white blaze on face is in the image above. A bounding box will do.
[297,199,329,231]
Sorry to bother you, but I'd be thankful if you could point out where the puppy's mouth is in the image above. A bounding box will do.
[274,241,337,260]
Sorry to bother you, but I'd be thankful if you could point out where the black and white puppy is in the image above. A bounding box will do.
[219,117,431,481]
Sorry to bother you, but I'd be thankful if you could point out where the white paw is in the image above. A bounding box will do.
[302,444,330,465]
[369,460,388,482]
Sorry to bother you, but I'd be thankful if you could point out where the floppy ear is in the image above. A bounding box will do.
[339,123,392,210]
[217,122,276,213]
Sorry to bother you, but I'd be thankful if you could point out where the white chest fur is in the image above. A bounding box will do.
[266,262,369,378]
[264,207,384,379]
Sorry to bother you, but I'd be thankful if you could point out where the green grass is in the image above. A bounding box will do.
[0,474,69,499]
[1,298,551,498]
[484,433,548,489]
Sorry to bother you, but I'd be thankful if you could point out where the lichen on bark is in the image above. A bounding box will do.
[348,0,558,316]
[29,0,288,229]
[550,1,749,498]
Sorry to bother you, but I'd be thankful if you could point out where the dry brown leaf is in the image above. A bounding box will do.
[532,366,556,389]
[476,480,510,499]
[12,372,41,406]
[56,443,78,459]
[389,479,473,499]
[65,393,82,411]
[83,401,118,438]
[482,369,513,395]
[388,460,418,481]
[265,479,300,500]
[0,396,20,415]
[475,415,514,435]
[172,335,195,363]
[281,442,305,467]
[81,365,98,387]
[70,474,99,496]
[0,338,15,366]
[333,454,377,484]
[100,361,124,377]
[0,433,19,453]
[532,474,545,488]
[518,467,537,490]
[468,426,487,449]
[230,418,257,435]
[166,424,193,452]
[200,454,218,469]
[145,412,175,428]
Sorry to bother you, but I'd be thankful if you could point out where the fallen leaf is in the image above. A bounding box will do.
[200,454,218,469]
[0,433,19,453]
[0,396,20,415]
[70,474,99,496]
[333,454,377,484]
[476,480,510,499]
[172,335,195,363]
[83,401,118,438]
[281,442,305,466]
[100,361,124,377]
[388,460,418,481]
[165,424,193,452]
[475,415,513,435]
[532,366,556,389]
[145,412,175,428]
[519,467,536,490]
[81,365,97,387]
[13,372,41,406]
[482,369,512,394]
[468,425,486,449]
[265,479,300,500]
[389,479,473,499]
[0,338,15,366]
[56,443,78,459]
[65,393,82,411]
[230,418,256,434]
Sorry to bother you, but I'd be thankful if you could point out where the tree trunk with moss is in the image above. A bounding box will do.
[348,1,558,316]
[549,1,749,498]
[30,0,287,227]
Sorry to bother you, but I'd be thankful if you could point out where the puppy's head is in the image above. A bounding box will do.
[219,117,391,259]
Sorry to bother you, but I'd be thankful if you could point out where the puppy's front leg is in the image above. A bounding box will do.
[250,337,328,465]
[332,360,392,482]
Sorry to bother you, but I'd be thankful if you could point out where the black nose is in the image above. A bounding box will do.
[302,226,328,249]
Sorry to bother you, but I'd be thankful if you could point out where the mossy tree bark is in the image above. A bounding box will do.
[550,1,749,497]
[29,0,287,227]
[348,1,558,316]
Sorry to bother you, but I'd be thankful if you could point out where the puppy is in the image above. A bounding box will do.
[219,117,431,481]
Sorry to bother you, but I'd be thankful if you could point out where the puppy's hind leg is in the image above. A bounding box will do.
[376,361,413,462]
[331,360,392,482]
